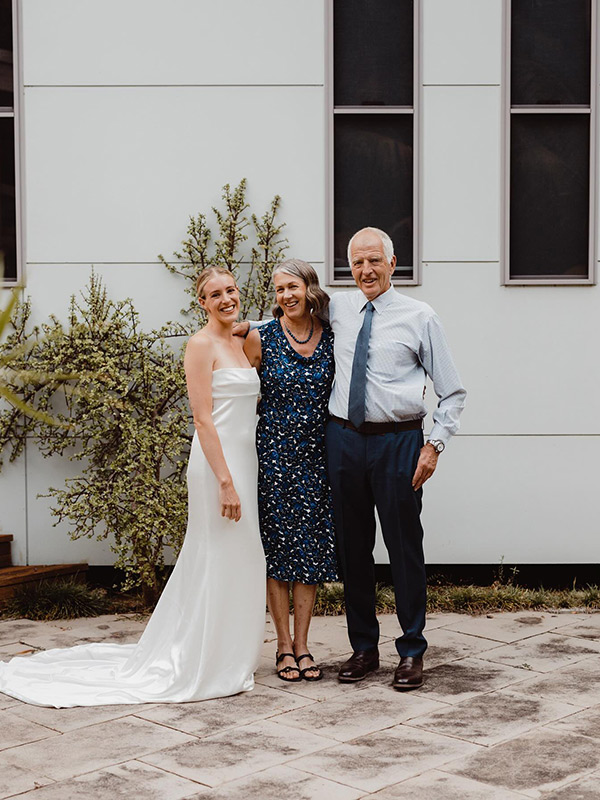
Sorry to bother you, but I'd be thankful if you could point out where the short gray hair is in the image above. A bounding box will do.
[347,227,395,266]
[271,259,330,318]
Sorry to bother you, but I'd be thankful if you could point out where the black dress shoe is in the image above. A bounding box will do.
[393,656,423,690]
[338,648,379,682]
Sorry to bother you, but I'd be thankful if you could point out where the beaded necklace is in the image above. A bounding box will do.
[283,317,314,345]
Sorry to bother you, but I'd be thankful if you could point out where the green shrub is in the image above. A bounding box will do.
[3,577,110,621]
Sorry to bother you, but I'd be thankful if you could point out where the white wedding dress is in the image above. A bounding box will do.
[0,368,266,707]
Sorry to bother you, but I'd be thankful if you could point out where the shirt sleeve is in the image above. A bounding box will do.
[418,313,466,446]
[247,318,271,331]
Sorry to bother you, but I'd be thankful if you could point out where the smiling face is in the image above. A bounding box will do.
[349,230,397,301]
[198,272,240,322]
[273,271,309,320]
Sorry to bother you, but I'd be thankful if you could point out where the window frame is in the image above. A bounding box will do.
[502,0,597,286]
[326,0,421,287]
[1,0,23,286]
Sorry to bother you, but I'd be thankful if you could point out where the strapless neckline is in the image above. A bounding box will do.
[213,367,256,373]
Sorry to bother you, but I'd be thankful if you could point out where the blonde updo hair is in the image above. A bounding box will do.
[196,266,236,300]
[271,259,330,319]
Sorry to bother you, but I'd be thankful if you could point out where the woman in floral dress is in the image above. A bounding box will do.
[244,259,337,682]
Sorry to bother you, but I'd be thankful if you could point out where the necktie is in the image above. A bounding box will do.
[348,301,374,429]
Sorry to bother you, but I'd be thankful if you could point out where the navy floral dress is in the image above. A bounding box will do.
[256,319,338,584]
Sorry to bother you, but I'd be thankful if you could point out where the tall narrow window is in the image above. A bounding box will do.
[0,0,17,283]
[329,0,418,284]
[506,0,595,284]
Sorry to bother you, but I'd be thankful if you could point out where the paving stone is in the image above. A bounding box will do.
[274,685,445,742]
[369,655,535,703]
[256,658,362,701]
[368,769,528,799]
[446,728,600,797]
[290,725,480,793]
[443,612,586,644]
[0,642,39,660]
[508,656,600,708]
[182,764,363,800]
[18,616,147,650]
[479,632,600,673]
[11,700,158,733]
[0,709,58,750]
[136,683,314,737]
[379,627,509,670]
[541,770,600,799]
[0,763,53,799]
[423,612,469,631]
[10,760,204,800]
[0,619,50,647]
[3,716,195,781]
[380,612,473,639]
[406,688,577,746]
[548,704,600,740]
[0,692,23,710]
[552,615,600,642]
[141,719,335,787]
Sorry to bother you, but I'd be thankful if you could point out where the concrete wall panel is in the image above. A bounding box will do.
[25,263,190,331]
[422,0,502,86]
[23,86,325,266]
[0,455,27,565]
[422,434,597,563]
[22,0,324,87]
[406,262,600,436]
[422,86,501,262]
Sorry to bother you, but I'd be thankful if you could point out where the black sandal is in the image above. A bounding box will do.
[295,653,323,682]
[276,652,301,683]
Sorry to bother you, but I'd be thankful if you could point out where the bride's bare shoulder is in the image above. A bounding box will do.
[185,330,214,364]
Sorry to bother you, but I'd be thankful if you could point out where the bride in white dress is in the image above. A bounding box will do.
[0,266,266,707]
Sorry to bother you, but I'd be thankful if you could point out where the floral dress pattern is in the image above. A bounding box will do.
[256,319,338,584]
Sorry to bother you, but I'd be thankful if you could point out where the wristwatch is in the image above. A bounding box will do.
[427,439,445,454]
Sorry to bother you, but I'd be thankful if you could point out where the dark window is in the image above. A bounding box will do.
[332,0,415,283]
[0,0,16,282]
[334,0,413,107]
[334,115,413,277]
[510,115,589,278]
[508,0,593,282]
[0,118,16,281]
[511,0,591,106]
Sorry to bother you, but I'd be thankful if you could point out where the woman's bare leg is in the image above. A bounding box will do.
[292,582,319,677]
[267,577,298,678]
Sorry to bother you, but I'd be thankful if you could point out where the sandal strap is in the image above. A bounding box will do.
[295,653,314,663]
[277,665,299,675]
[276,652,296,664]
[300,665,322,678]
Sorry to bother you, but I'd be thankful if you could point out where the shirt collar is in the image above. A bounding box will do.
[356,284,396,313]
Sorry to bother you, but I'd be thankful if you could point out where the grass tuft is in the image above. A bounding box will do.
[2,577,110,620]
[312,581,600,616]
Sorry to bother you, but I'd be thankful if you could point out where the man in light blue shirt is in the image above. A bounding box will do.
[328,227,466,689]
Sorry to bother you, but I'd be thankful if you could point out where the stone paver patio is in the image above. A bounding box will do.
[0,610,599,799]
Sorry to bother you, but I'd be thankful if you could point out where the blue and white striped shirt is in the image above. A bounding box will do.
[328,286,466,445]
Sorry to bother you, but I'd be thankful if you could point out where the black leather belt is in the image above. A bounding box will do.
[329,415,423,435]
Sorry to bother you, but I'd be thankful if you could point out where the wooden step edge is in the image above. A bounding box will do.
[0,534,14,543]
[0,564,89,588]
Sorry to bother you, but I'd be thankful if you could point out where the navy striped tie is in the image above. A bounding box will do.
[348,301,374,429]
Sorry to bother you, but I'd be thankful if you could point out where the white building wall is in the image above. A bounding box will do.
[3,0,597,566]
